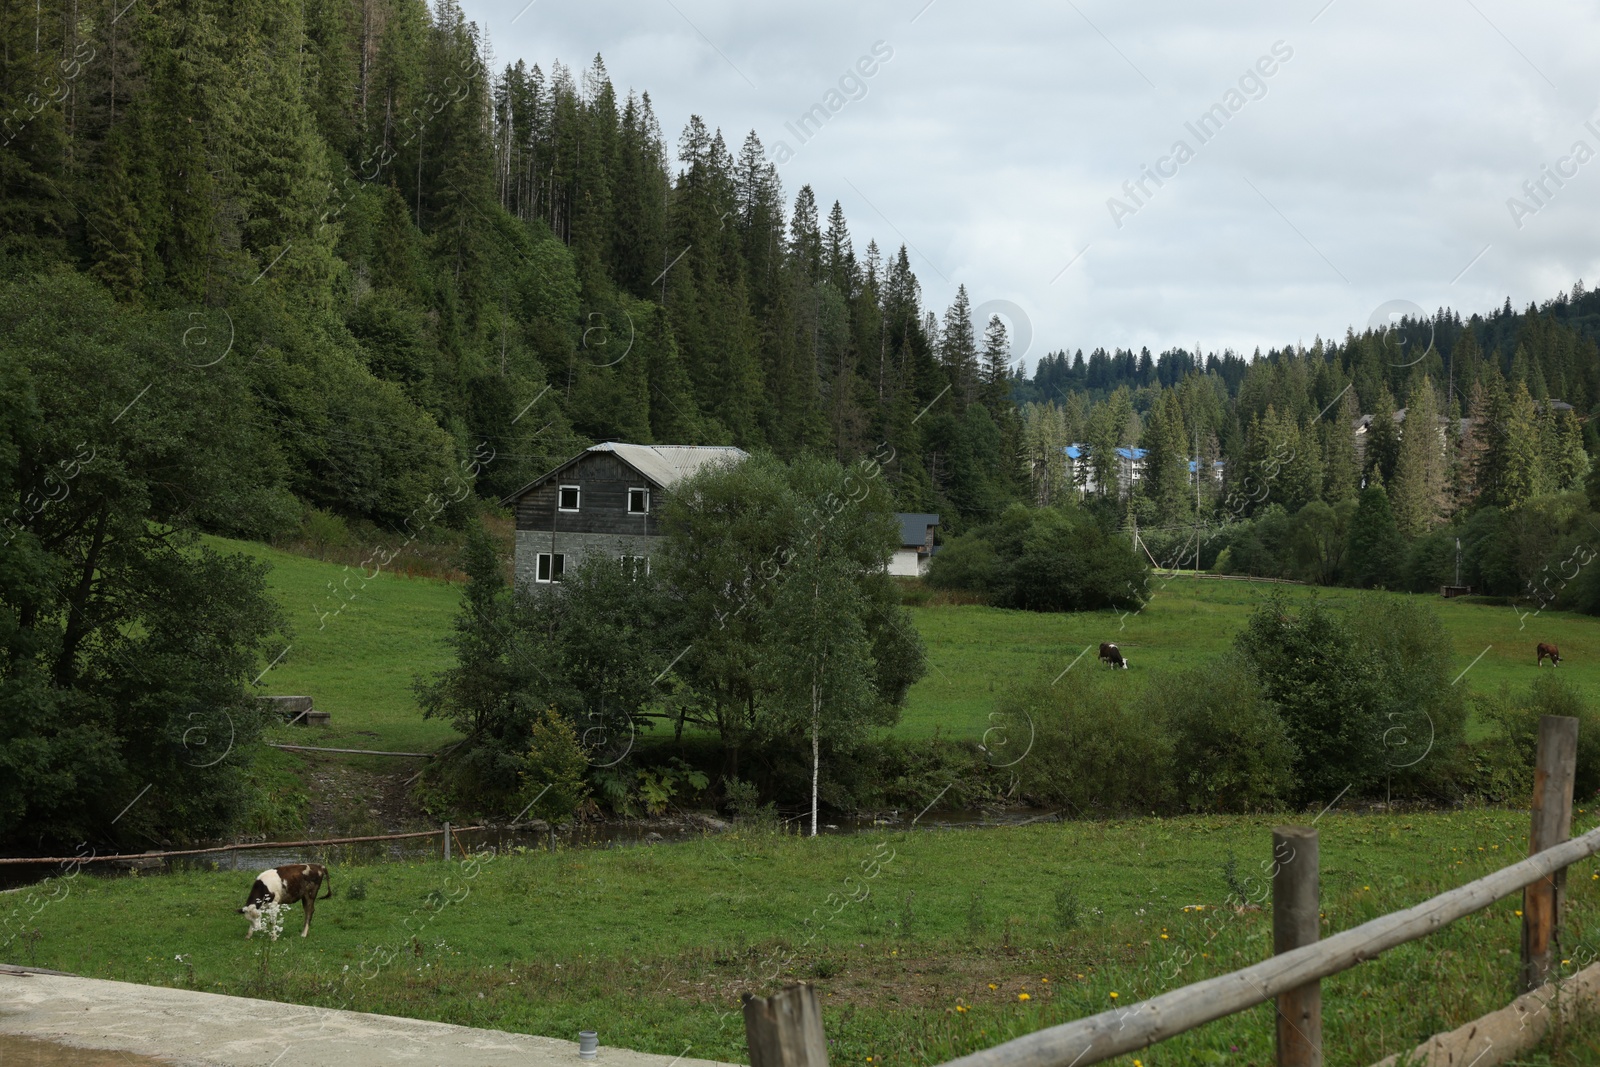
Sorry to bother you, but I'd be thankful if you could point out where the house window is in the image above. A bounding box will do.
[558,485,580,512]
[628,487,650,515]
[536,553,566,583]
[620,555,650,579]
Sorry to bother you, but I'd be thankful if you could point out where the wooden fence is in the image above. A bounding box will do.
[0,823,485,867]
[745,715,1593,1067]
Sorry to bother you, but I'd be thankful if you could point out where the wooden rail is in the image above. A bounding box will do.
[266,743,433,758]
[0,825,486,866]
[746,715,1590,1067]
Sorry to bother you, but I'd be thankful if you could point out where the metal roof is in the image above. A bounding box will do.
[585,442,748,487]
[498,442,748,505]
[896,512,940,548]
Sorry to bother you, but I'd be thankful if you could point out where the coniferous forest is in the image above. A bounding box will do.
[6,0,1600,542]
[10,0,1600,846]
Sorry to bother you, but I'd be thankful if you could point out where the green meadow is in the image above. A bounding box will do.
[216,533,1600,755]
[898,577,1600,742]
[23,542,1600,1063]
[15,810,1600,1066]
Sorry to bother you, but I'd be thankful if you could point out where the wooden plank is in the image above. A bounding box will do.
[266,744,431,758]
[1373,957,1600,1067]
[744,983,829,1067]
[1273,827,1320,1067]
[935,823,1600,1067]
[0,826,486,865]
[1522,715,1579,992]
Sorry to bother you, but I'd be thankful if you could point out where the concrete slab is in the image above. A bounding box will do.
[0,969,739,1067]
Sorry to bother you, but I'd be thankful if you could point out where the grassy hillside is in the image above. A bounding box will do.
[222,536,1600,752]
[18,809,1600,1065]
[216,537,464,753]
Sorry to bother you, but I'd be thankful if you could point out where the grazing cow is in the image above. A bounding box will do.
[1099,642,1128,670]
[238,863,331,938]
[1537,642,1562,667]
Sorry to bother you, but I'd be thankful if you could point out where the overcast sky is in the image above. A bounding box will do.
[465,0,1600,369]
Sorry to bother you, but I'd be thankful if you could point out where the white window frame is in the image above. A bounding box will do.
[627,486,650,515]
[557,484,581,512]
[536,552,566,583]
[620,555,650,579]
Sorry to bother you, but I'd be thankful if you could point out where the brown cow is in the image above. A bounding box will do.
[1537,642,1562,667]
[238,863,331,938]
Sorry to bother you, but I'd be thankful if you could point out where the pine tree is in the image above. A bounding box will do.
[1362,386,1400,486]
[1389,377,1448,537]
[1548,408,1591,491]
[980,315,1011,407]
[1345,477,1406,588]
[1320,389,1360,503]
[1139,390,1191,525]
[939,285,978,407]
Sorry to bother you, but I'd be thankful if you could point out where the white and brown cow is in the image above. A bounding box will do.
[1099,642,1128,669]
[238,863,331,938]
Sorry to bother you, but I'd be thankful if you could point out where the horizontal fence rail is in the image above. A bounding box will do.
[264,744,434,758]
[0,826,487,866]
[938,822,1600,1067]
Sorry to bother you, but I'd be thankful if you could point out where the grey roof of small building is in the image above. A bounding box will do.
[896,512,940,548]
[499,442,748,505]
[585,442,748,487]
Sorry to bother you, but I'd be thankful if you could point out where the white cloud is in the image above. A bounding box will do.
[468,0,1600,360]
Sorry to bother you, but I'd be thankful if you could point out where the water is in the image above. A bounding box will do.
[0,1034,173,1065]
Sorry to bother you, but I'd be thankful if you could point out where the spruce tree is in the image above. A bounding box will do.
[939,284,979,407]
[1345,477,1406,588]
[1389,377,1448,537]
[1362,386,1400,486]
[1320,389,1360,503]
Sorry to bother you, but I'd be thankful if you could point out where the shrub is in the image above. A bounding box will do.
[1402,526,1464,593]
[1476,675,1600,803]
[1346,596,1471,800]
[1235,593,1470,804]
[925,534,1002,596]
[1152,656,1296,813]
[930,504,1150,613]
[517,706,591,824]
[1012,670,1176,816]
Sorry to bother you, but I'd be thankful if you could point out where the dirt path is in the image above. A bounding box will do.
[0,969,738,1067]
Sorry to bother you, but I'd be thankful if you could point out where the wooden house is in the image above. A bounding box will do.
[890,513,939,577]
[498,442,747,591]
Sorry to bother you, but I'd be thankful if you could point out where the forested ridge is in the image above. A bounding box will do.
[5,0,1599,540]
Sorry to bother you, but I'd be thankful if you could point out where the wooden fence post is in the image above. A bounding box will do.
[1521,715,1579,993]
[442,822,451,862]
[744,982,829,1067]
[1273,826,1321,1067]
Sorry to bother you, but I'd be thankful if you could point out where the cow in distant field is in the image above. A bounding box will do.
[238,863,331,938]
[1538,642,1562,667]
[1099,642,1128,669]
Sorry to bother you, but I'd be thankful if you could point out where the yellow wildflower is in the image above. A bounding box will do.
[1018,993,1031,1001]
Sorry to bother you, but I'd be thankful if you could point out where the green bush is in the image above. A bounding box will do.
[1012,671,1176,816]
[1152,656,1296,813]
[1235,593,1470,805]
[929,504,1150,614]
[517,706,591,824]
[1476,675,1600,803]
[925,534,1002,596]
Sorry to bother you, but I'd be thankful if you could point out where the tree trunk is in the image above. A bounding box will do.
[809,678,819,838]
